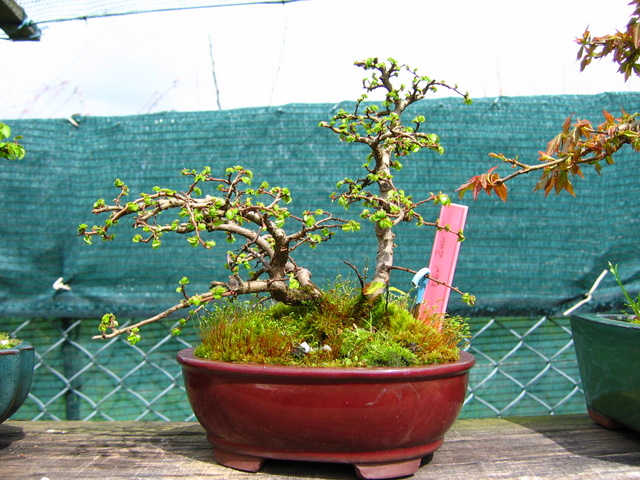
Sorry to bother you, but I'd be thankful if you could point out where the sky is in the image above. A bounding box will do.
[1,0,639,119]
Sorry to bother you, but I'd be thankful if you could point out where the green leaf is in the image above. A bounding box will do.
[435,193,451,206]
[101,313,117,328]
[275,215,286,228]
[462,293,476,306]
[388,286,407,296]
[289,274,300,290]
[304,214,315,227]
[364,281,386,295]
[4,143,25,160]
[187,236,199,247]
[378,218,393,229]
[210,285,226,299]
[0,123,10,139]
[341,220,361,232]
[127,330,141,345]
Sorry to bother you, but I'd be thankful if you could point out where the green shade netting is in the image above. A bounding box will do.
[1,93,638,319]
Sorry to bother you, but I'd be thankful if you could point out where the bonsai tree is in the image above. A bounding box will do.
[79,58,474,362]
[457,2,640,319]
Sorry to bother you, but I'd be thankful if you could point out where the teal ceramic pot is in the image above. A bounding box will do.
[570,314,640,432]
[0,341,34,423]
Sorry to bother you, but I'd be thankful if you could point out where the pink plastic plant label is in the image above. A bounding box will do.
[417,203,468,327]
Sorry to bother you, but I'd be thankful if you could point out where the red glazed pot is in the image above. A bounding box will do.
[177,348,474,480]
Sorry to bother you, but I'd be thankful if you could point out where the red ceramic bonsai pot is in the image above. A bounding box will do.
[177,348,474,480]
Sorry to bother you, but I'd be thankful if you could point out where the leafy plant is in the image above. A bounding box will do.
[0,122,25,161]
[608,262,640,322]
[0,332,22,350]
[81,58,474,364]
[458,0,640,200]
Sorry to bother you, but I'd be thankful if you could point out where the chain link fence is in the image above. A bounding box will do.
[464,316,583,417]
[6,314,586,421]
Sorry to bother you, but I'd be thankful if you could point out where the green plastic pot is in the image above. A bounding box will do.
[570,314,640,432]
[0,341,34,423]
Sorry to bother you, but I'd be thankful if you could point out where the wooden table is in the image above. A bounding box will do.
[1,415,639,479]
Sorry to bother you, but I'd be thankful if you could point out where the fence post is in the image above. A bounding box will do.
[61,318,82,420]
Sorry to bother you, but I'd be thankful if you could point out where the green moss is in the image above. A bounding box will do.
[194,286,469,367]
[0,332,22,350]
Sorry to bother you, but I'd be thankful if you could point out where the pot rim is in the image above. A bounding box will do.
[0,341,33,356]
[177,348,475,381]
[571,313,640,330]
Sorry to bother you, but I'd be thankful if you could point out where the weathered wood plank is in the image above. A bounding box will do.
[429,416,640,479]
[1,415,639,479]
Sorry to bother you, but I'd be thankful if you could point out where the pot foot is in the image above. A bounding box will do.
[213,448,264,472]
[353,458,422,480]
[587,407,624,430]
